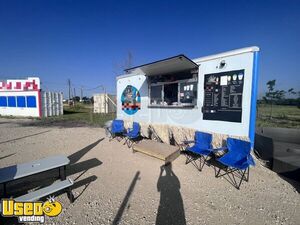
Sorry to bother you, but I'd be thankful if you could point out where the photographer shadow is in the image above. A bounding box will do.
[156,164,186,225]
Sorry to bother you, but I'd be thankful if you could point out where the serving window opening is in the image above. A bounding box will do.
[124,54,199,108]
[150,85,163,105]
[149,69,198,108]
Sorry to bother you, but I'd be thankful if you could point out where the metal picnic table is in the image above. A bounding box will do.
[0,155,73,201]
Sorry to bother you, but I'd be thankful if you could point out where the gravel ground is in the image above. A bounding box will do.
[0,118,299,225]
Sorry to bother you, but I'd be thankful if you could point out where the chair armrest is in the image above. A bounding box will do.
[125,128,131,133]
[183,140,195,144]
[211,146,228,153]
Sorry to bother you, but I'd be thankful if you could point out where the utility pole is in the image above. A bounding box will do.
[67,79,71,103]
[80,86,83,102]
[73,87,76,106]
[125,51,133,69]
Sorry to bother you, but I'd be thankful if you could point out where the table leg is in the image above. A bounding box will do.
[3,183,7,196]
[59,166,66,180]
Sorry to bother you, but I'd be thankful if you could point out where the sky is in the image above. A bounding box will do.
[0,0,299,98]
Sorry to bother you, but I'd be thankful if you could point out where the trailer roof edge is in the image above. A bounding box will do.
[116,73,142,80]
[193,46,260,63]
[116,46,260,80]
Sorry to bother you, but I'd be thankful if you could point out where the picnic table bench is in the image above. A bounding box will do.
[0,155,74,204]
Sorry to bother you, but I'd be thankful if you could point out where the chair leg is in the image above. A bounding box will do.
[109,135,113,142]
[106,129,113,141]
[246,167,250,182]
[185,154,195,165]
[123,137,128,145]
[199,155,210,171]
[185,154,191,164]
[236,169,247,189]
[215,167,222,177]
[198,157,204,171]
[214,165,250,189]
[127,139,132,148]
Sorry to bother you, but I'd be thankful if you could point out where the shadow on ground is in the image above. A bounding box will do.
[156,164,186,225]
[68,138,104,164]
[63,110,85,115]
[0,217,23,225]
[0,138,104,218]
[278,169,300,193]
[0,153,16,160]
[19,119,96,128]
[112,171,141,225]
[0,130,51,145]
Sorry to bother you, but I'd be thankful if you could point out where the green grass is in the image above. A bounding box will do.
[256,104,300,128]
[58,103,299,128]
[40,103,116,127]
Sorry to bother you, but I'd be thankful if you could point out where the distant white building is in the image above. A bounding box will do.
[0,77,63,118]
[93,93,116,113]
[41,91,64,117]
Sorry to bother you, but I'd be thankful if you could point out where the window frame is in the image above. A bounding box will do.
[148,78,197,108]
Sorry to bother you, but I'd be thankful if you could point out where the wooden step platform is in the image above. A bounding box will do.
[133,140,180,163]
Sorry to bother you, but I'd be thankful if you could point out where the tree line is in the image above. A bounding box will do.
[258,79,300,106]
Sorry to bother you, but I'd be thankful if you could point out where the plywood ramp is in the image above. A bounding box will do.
[133,140,180,163]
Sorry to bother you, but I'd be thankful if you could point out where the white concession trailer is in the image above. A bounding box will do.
[116,47,259,147]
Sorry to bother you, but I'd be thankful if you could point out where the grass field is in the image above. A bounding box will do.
[2,103,299,128]
[39,104,115,127]
[58,103,299,128]
[41,103,300,128]
[256,104,300,128]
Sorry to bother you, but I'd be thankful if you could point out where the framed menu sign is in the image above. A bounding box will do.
[202,69,244,122]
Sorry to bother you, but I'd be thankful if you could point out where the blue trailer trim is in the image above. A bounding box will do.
[249,51,259,148]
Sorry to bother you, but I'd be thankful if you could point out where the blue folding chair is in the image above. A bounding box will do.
[124,122,141,148]
[109,120,125,141]
[183,131,213,171]
[214,138,255,189]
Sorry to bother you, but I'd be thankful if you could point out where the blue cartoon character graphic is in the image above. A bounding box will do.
[121,85,141,115]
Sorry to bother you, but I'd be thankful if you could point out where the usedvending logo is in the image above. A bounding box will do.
[1,196,62,223]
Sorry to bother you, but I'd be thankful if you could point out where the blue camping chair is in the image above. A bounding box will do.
[183,131,214,171]
[214,138,255,189]
[124,122,141,148]
[109,120,125,141]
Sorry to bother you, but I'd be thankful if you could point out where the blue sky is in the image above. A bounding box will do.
[0,0,299,98]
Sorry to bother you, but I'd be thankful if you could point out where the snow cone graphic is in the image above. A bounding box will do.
[121,85,141,115]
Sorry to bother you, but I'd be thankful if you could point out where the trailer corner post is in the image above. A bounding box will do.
[249,51,260,148]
